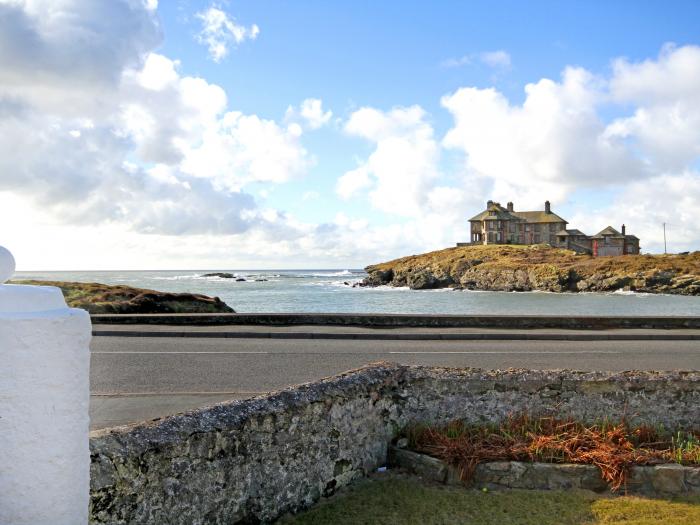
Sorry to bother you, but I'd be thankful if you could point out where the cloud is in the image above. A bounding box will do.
[479,50,511,68]
[441,66,646,207]
[605,44,700,172]
[195,4,259,62]
[285,98,333,130]
[338,106,440,216]
[567,172,700,253]
[0,2,310,238]
[0,0,161,115]
[441,50,511,69]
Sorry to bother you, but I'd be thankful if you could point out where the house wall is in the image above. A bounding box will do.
[594,238,625,257]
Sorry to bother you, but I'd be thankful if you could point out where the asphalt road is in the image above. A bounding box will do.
[90,336,700,430]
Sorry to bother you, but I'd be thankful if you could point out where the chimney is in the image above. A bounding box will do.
[507,202,514,212]
[487,200,493,208]
[545,200,551,213]
[621,224,626,235]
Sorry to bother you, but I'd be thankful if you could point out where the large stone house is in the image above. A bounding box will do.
[466,200,640,256]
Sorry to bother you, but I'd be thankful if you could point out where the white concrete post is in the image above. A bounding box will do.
[0,246,92,525]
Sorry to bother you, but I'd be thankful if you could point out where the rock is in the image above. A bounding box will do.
[10,280,235,314]
[202,272,235,278]
[651,464,687,494]
[235,278,246,282]
[362,268,394,286]
[359,245,700,295]
[255,279,268,282]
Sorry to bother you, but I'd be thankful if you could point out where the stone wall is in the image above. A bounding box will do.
[89,364,699,524]
[90,312,700,329]
[390,448,700,496]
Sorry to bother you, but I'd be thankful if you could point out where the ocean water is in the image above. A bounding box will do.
[12,269,700,316]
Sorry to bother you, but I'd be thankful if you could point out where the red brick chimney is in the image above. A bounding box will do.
[507,202,514,212]
[545,200,551,213]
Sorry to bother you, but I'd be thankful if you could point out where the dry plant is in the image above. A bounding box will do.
[406,414,700,491]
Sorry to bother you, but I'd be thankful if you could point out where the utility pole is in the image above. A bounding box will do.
[663,222,667,254]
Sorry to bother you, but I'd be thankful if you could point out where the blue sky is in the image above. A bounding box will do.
[156,0,700,226]
[0,1,699,269]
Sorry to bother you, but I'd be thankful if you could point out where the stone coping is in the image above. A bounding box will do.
[90,364,700,440]
[390,447,700,496]
[90,312,700,330]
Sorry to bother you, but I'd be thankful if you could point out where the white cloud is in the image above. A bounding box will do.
[196,5,259,62]
[441,50,511,69]
[0,3,310,239]
[605,44,700,172]
[568,172,700,253]
[479,50,511,68]
[285,98,333,130]
[441,66,645,207]
[339,106,440,216]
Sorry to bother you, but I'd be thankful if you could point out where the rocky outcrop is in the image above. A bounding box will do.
[12,280,235,314]
[202,272,235,278]
[361,245,700,294]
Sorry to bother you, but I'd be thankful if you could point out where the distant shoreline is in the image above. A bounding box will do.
[360,245,700,295]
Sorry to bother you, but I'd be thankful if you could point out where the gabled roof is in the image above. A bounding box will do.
[469,202,568,224]
[556,229,587,236]
[469,202,522,222]
[513,211,568,224]
[591,226,624,239]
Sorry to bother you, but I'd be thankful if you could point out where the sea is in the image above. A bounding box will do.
[13,269,700,316]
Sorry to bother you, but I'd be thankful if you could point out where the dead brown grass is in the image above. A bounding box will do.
[406,414,700,492]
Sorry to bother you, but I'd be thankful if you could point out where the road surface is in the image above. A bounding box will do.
[90,334,700,429]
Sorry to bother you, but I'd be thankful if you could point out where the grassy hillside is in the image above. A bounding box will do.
[362,245,700,294]
[10,280,235,314]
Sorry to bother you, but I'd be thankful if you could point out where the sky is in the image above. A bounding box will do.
[1,0,700,270]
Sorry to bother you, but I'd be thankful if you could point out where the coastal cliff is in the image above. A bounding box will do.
[11,280,235,314]
[361,245,700,295]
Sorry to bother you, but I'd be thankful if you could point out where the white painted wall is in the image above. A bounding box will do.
[0,246,92,525]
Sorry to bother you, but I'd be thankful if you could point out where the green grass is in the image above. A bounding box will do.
[280,476,700,525]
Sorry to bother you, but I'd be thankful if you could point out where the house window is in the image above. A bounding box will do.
[534,235,540,243]
[550,224,557,232]
[509,223,515,233]
[525,225,531,232]
[534,224,540,233]
[496,232,501,242]
[497,221,502,229]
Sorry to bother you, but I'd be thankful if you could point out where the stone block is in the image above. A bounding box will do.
[651,464,687,494]
[388,447,447,483]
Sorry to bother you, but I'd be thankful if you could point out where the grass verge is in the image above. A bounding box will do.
[281,475,700,525]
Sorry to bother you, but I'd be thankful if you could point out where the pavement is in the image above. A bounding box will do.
[89,326,700,430]
[92,324,700,340]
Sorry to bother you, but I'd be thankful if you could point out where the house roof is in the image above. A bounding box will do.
[556,229,587,237]
[591,226,624,239]
[469,202,567,224]
[468,202,522,222]
[512,211,568,224]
